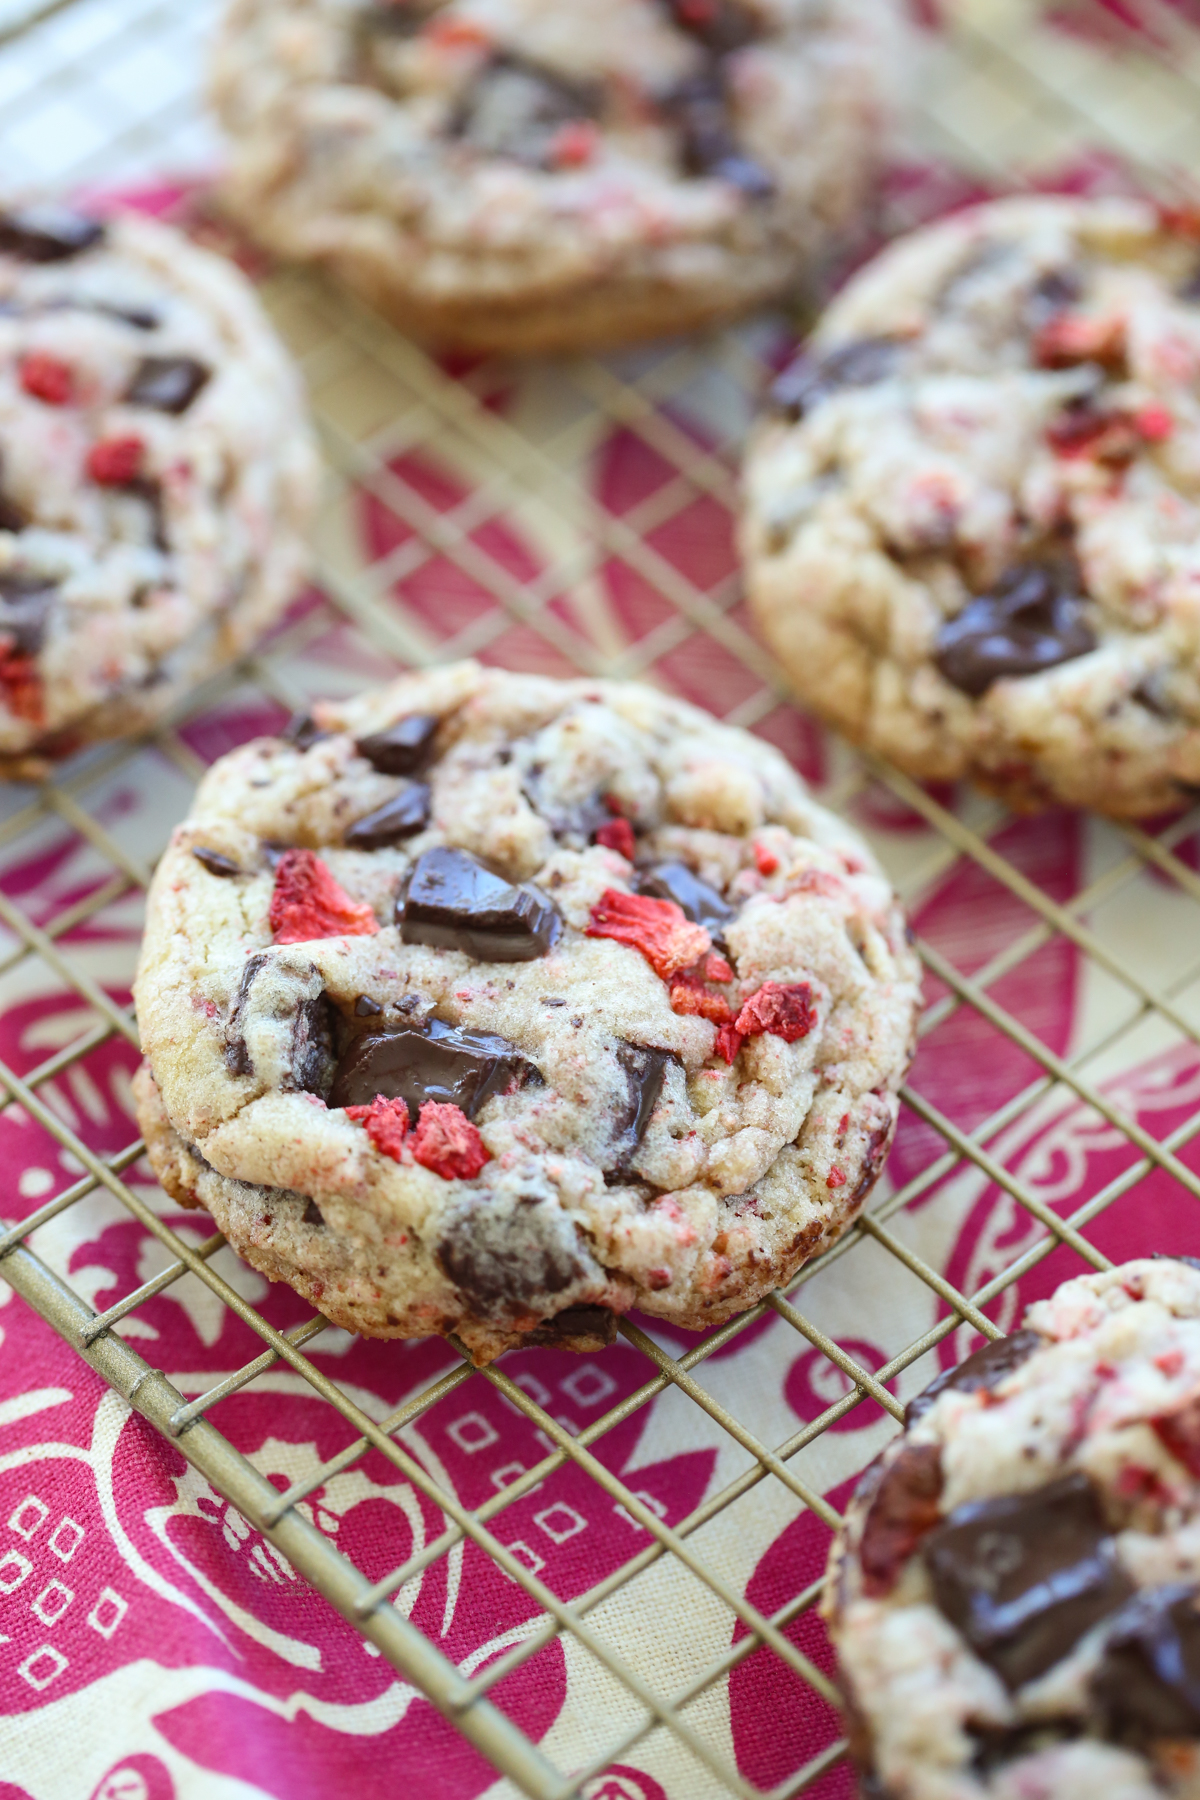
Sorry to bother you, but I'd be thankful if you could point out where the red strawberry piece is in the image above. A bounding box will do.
[411,1100,489,1180]
[1033,312,1125,370]
[19,352,73,405]
[594,817,636,860]
[1135,404,1174,442]
[827,1165,846,1189]
[735,980,817,1043]
[86,435,145,486]
[753,841,779,876]
[1152,1394,1200,1477]
[550,121,599,168]
[668,975,734,1025]
[0,650,42,724]
[586,888,711,981]
[713,1023,743,1064]
[345,1094,410,1162]
[704,952,734,984]
[268,847,379,945]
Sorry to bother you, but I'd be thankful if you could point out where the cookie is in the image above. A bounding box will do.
[742,194,1200,817]
[132,661,920,1364]
[209,0,905,355]
[825,1257,1200,1800]
[0,201,317,777]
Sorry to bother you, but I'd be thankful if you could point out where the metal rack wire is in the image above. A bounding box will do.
[6,1,1200,1795]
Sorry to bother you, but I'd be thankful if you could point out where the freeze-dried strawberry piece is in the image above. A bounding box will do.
[86,435,145,486]
[713,1024,743,1064]
[19,352,73,405]
[550,121,599,168]
[594,816,636,860]
[1033,311,1125,370]
[411,1100,489,1180]
[827,1165,846,1190]
[704,952,733,984]
[1152,1395,1200,1477]
[586,888,711,981]
[269,847,379,945]
[735,980,816,1043]
[753,841,779,876]
[0,650,42,724]
[345,1094,410,1162]
[669,977,734,1025]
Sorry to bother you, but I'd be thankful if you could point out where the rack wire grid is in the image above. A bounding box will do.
[6,0,1200,1795]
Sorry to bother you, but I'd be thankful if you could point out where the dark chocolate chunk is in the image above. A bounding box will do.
[905,1329,1041,1427]
[0,205,104,263]
[345,782,431,848]
[224,954,335,1095]
[282,712,329,752]
[192,847,242,879]
[521,767,610,846]
[923,1471,1132,1689]
[665,71,774,196]
[771,336,903,421]
[527,1304,617,1348]
[1180,261,1200,303]
[225,954,268,1077]
[95,301,160,331]
[355,712,440,774]
[0,490,25,533]
[858,1441,944,1599]
[302,1197,325,1227]
[435,1191,590,1315]
[934,563,1096,699]
[1025,268,1083,328]
[354,994,382,1017]
[123,356,211,415]
[451,53,599,168]
[356,0,427,34]
[610,1042,674,1168]
[635,861,733,935]
[399,846,561,962]
[969,1720,1079,1777]
[330,1017,530,1120]
[0,573,54,656]
[662,0,759,53]
[1093,1584,1200,1742]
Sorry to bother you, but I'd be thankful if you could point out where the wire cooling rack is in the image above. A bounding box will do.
[7,1,1200,1796]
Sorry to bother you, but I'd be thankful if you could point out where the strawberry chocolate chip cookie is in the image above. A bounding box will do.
[826,1258,1200,1800]
[133,662,920,1363]
[742,195,1200,817]
[209,0,907,354]
[0,200,316,777]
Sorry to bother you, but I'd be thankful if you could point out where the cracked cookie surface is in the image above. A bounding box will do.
[209,0,905,354]
[827,1258,1200,1800]
[133,661,920,1362]
[742,195,1200,817]
[0,202,317,775]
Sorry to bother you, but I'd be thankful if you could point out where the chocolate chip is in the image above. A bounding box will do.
[665,71,773,197]
[0,573,54,656]
[635,861,733,935]
[662,0,758,53]
[858,1441,944,1599]
[451,53,600,168]
[302,1197,325,1227]
[771,336,903,421]
[192,847,242,879]
[610,1042,674,1169]
[0,206,104,262]
[354,994,382,1017]
[435,1190,591,1316]
[330,1017,531,1120]
[924,1471,1131,1689]
[345,782,431,848]
[123,356,211,415]
[526,1304,617,1348]
[399,846,561,962]
[935,563,1096,698]
[355,713,440,775]
[282,713,329,752]
[905,1328,1041,1427]
[1093,1584,1200,1742]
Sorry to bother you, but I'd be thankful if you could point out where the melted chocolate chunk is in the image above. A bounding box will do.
[665,70,773,196]
[224,954,335,1095]
[330,1017,530,1120]
[662,0,758,53]
[399,846,561,962]
[356,713,439,775]
[302,1197,325,1227]
[610,1043,674,1168]
[771,336,903,421]
[923,1472,1132,1689]
[905,1329,1041,1427]
[282,712,329,752]
[451,53,600,168]
[345,782,431,848]
[527,1304,618,1348]
[934,563,1096,699]
[123,356,211,415]
[0,206,104,263]
[0,573,54,656]
[635,861,733,936]
[192,847,241,879]
[436,1191,590,1315]
[354,994,382,1017]
[1093,1584,1200,1743]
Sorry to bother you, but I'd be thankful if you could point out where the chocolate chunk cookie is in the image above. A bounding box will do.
[826,1258,1200,1799]
[742,195,1200,817]
[209,0,908,354]
[0,201,317,776]
[133,662,920,1363]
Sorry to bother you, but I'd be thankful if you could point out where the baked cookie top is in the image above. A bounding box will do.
[133,662,920,1363]
[742,194,1200,817]
[0,202,316,769]
[827,1258,1200,1800]
[209,0,902,352]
